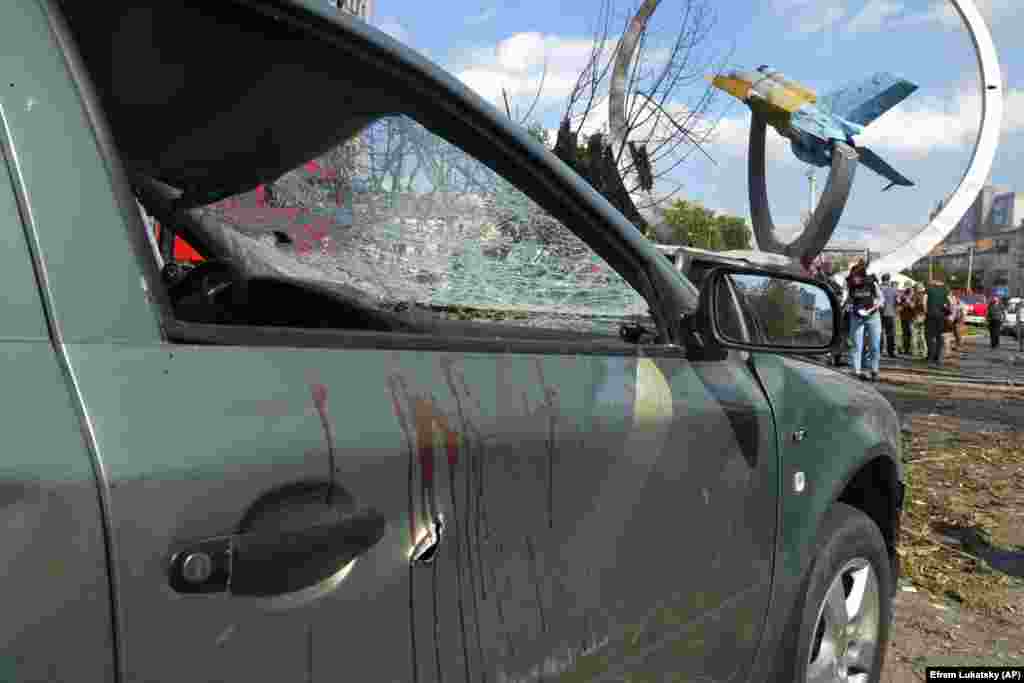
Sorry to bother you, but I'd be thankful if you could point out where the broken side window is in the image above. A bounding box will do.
[165,115,653,340]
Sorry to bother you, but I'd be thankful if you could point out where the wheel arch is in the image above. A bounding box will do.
[833,444,905,594]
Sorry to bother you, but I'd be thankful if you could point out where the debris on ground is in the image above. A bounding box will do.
[898,414,1024,612]
[879,407,1024,680]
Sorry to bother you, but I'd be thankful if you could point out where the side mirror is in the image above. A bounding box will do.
[697,265,840,354]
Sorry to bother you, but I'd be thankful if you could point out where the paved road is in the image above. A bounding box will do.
[845,328,1024,385]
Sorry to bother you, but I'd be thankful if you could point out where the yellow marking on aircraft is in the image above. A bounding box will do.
[768,76,817,104]
[709,71,817,114]
[709,75,750,102]
[762,86,814,114]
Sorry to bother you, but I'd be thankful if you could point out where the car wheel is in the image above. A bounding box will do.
[793,503,893,683]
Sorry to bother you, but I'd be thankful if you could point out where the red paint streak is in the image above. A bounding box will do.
[311,383,328,411]
[446,428,459,467]
[413,400,435,486]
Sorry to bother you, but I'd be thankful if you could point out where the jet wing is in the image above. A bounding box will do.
[855,145,914,190]
[818,73,918,128]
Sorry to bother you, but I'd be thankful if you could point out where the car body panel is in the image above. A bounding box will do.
[0,0,162,346]
[0,103,116,681]
[742,352,902,679]
[58,343,777,682]
[1004,298,1020,334]
[751,354,901,578]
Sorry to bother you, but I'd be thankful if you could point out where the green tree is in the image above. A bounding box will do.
[660,200,717,248]
[656,199,751,251]
[909,261,948,284]
[715,215,753,251]
[831,255,855,275]
[757,279,802,342]
[947,269,983,291]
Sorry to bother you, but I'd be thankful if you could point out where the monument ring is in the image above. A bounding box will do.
[870,0,1002,276]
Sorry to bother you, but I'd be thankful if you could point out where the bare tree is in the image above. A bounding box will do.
[548,0,732,232]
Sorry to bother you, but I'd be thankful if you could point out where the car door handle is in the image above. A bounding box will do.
[167,506,388,597]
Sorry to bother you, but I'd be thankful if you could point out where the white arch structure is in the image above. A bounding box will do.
[867,0,1002,277]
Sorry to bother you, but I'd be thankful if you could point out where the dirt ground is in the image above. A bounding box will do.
[869,352,1024,681]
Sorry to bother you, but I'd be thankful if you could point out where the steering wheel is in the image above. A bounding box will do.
[166,259,247,314]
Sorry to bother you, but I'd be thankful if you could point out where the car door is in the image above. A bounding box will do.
[0,117,115,683]
[13,3,778,681]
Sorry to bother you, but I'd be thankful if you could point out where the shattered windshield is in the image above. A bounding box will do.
[186,115,651,334]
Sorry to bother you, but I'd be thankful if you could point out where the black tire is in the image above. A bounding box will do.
[790,503,894,683]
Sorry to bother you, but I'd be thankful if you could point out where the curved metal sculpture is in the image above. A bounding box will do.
[733,0,1002,273]
[868,0,1002,276]
[748,115,858,257]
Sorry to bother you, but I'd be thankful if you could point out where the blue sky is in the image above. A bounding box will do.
[360,0,1022,252]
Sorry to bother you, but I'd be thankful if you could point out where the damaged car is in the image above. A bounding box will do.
[0,1,903,682]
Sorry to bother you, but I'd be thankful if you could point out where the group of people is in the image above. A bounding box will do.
[836,258,1012,380]
[838,262,945,380]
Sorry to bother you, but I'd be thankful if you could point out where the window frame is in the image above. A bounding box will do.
[56,0,692,355]
[131,124,670,357]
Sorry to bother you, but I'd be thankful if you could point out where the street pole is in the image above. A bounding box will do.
[967,245,974,293]
[807,169,816,215]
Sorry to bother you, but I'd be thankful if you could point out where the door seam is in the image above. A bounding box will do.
[0,95,124,683]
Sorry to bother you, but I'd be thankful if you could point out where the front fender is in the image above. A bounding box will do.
[745,353,903,680]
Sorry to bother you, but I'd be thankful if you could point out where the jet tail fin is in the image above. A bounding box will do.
[819,73,918,128]
[856,145,914,191]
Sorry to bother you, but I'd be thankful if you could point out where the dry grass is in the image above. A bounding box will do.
[899,415,1024,614]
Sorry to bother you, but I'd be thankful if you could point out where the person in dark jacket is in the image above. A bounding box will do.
[879,274,898,358]
[896,286,915,354]
[924,278,949,366]
[988,296,1006,348]
[843,260,882,380]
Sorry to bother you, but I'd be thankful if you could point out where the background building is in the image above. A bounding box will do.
[915,184,1024,297]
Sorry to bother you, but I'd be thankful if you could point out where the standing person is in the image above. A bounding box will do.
[879,274,898,358]
[917,282,933,358]
[1017,300,1024,353]
[924,278,950,367]
[843,259,882,381]
[987,296,1005,348]
[897,286,915,354]
[947,290,963,351]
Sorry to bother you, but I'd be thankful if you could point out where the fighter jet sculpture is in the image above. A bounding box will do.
[711,66,918,191]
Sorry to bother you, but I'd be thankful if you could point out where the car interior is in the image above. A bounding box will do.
[57,1,660,346]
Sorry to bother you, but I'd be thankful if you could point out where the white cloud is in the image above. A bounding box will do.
[453,33,617,117]
[495,32,546,72]
[845,0,906,34]
[895,0,1016,30]
[856,85,1024,157]
[706,111,805,167]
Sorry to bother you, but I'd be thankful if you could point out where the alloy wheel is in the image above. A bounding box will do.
[805,557,881,683]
